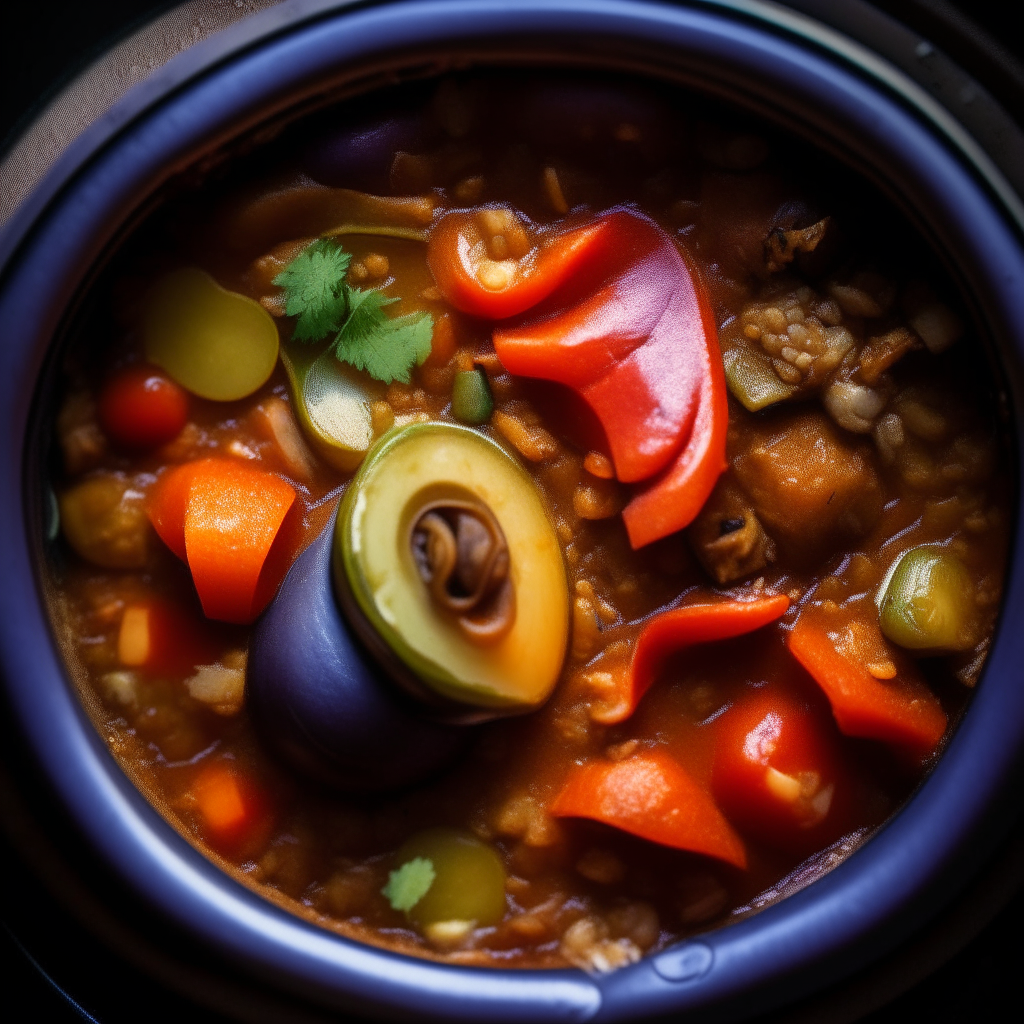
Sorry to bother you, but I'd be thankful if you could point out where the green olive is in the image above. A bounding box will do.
[451,368,494,425]
[143,268,279,401]
[876,546,977,652]
[385,827,506,932]
[334,422,568,716]
[59,474,150,569]
[280,344,381,471]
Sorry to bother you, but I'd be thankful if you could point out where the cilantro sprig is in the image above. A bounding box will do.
[274,238,351,341]
[273,238,433,384]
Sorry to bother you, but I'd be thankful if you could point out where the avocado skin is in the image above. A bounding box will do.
[248,523,467,792]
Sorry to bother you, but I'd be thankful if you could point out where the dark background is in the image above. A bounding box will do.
[1,2,1023,1021]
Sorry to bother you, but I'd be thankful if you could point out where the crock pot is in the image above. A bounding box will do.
[2,2,1023,1021]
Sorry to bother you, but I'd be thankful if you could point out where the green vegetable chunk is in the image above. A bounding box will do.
[876,546,977,652]
[273,238,433,384]
[451,368,494,424]
[280,344,379,471]
[143,268,279,401]
[386,828,506,931]
[723,347,797,412]
[334,422,569,716]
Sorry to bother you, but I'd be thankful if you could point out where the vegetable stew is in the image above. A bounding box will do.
[47,73,1010,971]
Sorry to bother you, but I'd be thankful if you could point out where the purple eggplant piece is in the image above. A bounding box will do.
[302,115,426,189]
[248,523,467,792]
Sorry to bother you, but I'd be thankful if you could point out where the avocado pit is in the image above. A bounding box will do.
[411,500,515,644]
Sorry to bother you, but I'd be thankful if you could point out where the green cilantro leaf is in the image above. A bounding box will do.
[382,857,435,912]
[272,238,351,342]
[274,238,434,383]
[333,287,434,385]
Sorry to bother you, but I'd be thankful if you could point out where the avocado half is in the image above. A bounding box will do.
[333,422,569,719]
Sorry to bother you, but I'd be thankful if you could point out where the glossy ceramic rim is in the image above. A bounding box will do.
[1,2,1023,1021]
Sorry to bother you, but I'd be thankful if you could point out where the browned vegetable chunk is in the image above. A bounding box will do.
[764,217,830,273]
[732,411,883,560]
[688,476,776,585]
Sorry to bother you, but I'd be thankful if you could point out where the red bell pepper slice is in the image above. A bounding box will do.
[493,209,722,486]
[712,688,854,854]
[550,750,747,869]
[595,595,790,724]
[427,208,607,320]
[429,207,727,546]
[787,612,947,760]
[619,356,728,549]
[149,458,296,624]
[432,208,724,547]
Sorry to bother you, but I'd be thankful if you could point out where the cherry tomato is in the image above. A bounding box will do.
[712,687,853,853]
[98,364,188,450]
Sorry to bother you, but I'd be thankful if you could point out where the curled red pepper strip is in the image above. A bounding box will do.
[620,339,728,549]
[427,210,607,320]
[595,595,791,725]
[787,612,947,761]
[550,750,747,869]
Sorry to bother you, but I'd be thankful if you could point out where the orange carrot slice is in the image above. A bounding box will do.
[551,750,747,869]
[191,762,271,855]
[117,598,222,675]
[194,763,248,837]
[595,595,790,724]
[149,461,196,560]
[149,458,296,623]
[787,612,947,760]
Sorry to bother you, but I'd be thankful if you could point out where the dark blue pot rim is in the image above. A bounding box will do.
[1,2,1023,1021]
